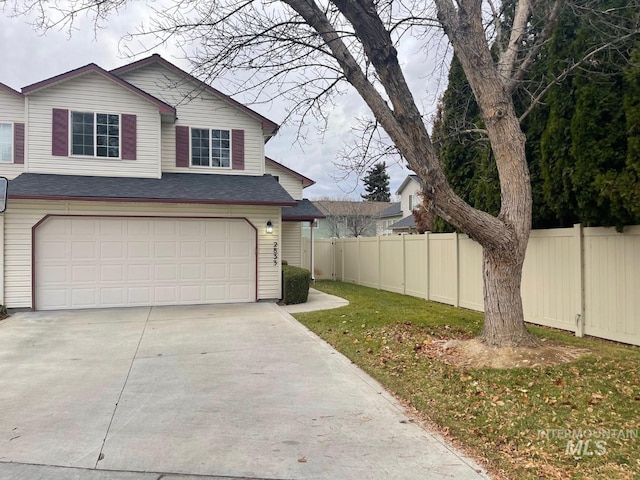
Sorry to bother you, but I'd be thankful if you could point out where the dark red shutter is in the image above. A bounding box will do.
[121,114,137,160]
[52,108,68,156]
[13,122,24,164]
[176,125,190,167]
[232,129,244,170]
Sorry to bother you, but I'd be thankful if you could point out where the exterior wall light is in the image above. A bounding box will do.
[266,220,273,234]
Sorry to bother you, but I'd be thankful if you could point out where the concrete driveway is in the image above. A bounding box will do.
[0,303,490,480]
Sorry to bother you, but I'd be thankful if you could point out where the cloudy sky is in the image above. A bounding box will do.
[0,5,448,199]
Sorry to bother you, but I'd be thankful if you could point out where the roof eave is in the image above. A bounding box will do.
[22,63,176,116]
[8,194,297,207]
[111,54,279,132]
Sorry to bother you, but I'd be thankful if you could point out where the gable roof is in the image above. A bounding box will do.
[0,82,23,98]
[375,202,402,219]
[265,157,315,188]
[8,173,296,206]
[111,54,279,135]
[396,174,423,195]
[389,214,417,230]
[21,63,176,117]
[313,200,392,217]
[282,199,325,221]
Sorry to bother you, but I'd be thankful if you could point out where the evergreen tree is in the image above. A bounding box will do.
[434,0,640,231]
[361,162,391,202]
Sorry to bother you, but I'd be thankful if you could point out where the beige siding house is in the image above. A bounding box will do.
[0,55,323,310]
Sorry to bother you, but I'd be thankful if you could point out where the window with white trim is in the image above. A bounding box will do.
[0,123,12,163]
[71,112,120,158]
[191,128,231,168]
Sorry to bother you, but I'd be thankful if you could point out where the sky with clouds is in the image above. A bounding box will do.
[0,5,449,200]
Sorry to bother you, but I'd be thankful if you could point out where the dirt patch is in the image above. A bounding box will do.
[418,337,590,368]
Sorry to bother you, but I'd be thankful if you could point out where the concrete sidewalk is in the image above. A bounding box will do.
[0,301,490,480]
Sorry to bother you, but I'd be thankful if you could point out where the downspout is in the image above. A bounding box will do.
[310,219,315,282]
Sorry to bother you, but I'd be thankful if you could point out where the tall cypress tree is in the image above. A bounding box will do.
[434,0,640,231]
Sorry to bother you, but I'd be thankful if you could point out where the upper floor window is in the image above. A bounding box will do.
[71,112,120,158]
[0,123,12,163]
[191,128,230,168]
[409,194,417,211]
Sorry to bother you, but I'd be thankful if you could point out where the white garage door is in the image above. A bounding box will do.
[34,216,256,310]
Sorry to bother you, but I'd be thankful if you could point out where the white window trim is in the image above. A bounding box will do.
[0,122,14,163]
[189,126,232,170]
[69,111,122,160]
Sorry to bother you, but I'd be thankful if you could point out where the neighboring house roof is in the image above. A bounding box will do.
[396,174,423,195]
[0,82,23,98]
[110,54,279,135]
[8,173,297,206]
[282,199,326,221]
[265,157,315,188]
[375,202,402,219]
[21,63,176,117]
[389,215,417,230]
[313,200,392,217]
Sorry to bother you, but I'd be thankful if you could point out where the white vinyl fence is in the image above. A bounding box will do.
[302,225,640,346]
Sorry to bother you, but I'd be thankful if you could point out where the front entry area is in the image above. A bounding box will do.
[34,216,256,310]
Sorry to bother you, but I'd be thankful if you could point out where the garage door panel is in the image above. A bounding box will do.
[229,285,251,301]
[101,265,124,282]
[178,264,199,281]
[229,262,251,279]
[39,289,68,309]
[71,265,96,283]
[154,286,178,303]
[205,263,227,280]
[180,242,202,258]
[99,219,125,236]
[101,288,125,305]
[128,287,151,304]
[40,265,68,282]
[71,219,97,236]
[128,242,150,259]
[71,242,97,260]
[101,242,124,259]
[155,242,177,258]
[230,241,251,257]
[128,220,151,236]
[205,242,227,257]
[71,288,96,307]
[205,285,227,301]
[35,217,256,309]
[154,221,177,236]
[127,264,151,281]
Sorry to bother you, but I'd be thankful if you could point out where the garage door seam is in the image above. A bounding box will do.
[93,306,153,469]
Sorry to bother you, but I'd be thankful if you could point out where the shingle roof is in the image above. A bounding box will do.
[375,202,402,219]
[313,200,392,217]
[265,157,315,188]
[8,173,296,206]
[389,215,417,230]
[282,199,326,221]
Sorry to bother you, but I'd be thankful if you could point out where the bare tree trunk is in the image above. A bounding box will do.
[481,245,539,347]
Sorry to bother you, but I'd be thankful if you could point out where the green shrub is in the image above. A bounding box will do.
[282,265,311,304]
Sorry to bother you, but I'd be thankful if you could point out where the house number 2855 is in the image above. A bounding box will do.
[273,242,278,266]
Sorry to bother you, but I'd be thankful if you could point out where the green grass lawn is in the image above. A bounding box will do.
[292,281,640,480]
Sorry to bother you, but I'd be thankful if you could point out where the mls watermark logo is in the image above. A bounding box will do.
[563,438,607,459]
[537,428,638,459]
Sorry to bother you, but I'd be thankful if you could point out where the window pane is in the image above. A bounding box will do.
[96,113,119,158]
[0,124,13,163]
[191,128,210,166]
[71,112,94,156]
[210,129,230,168]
